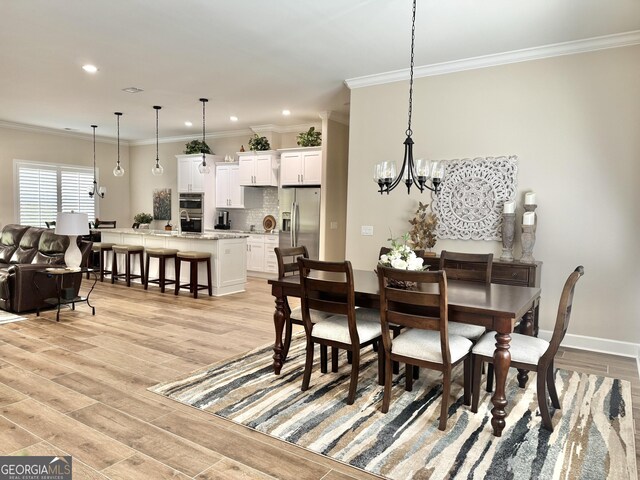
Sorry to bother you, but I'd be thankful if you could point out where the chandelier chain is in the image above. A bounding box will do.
[155,107,159,162]
[406,0,416,137]
[116,114,120,166]
[202,100,206,143]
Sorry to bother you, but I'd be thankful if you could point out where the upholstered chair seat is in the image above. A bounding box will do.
[392,329,472,364]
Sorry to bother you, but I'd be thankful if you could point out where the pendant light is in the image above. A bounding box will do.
[151,106,164,176]
[373,0,444,195]
[197,98,210,174]
[113,112,125,177]
[88,125,106,198]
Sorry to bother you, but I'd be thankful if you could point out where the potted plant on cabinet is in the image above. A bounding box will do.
[184,140,212,155]
[296,126,322,147]
[248,134,270,151]
[134,212,153,229]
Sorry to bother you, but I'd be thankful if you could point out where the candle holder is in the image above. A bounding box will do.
[500,212,516,262]
[523,203,537,232]
[520,224,536,263]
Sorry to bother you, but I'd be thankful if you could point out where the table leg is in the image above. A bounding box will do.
[491,332,511,436]
[55,275,62,322]
[517,308,535,387]
[272,287,286,375]
[519,308,534,336]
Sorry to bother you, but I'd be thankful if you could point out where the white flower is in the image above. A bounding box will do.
[380,254,388,263]
[408,255,424,271]
[391,257,408,270]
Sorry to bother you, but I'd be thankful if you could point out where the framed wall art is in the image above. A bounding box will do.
[431,155,518,240]
[153,188,171,221]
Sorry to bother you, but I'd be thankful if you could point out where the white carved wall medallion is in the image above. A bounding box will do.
[432,156,518,240]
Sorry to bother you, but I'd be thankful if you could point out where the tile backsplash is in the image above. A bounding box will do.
[227,187,279,231]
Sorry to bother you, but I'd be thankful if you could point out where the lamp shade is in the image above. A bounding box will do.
[55,212,89,236]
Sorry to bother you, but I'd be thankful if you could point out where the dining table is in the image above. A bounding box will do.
[268,269,542,437]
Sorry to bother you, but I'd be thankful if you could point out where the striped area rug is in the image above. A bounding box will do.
[149,336,637,480]
[0,311,26,325]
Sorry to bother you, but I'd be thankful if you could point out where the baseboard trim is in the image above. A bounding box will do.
[539,330,640,376]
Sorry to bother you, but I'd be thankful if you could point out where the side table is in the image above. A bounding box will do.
[34,267,98,321]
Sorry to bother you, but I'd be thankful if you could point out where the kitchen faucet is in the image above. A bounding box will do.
[178,209,190,234]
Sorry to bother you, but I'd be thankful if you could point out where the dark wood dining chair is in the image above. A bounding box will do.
[438,251,495,343]
[274,246,332,362]
[377,266,472,430]
[45,221,56,229]
[471,266,584,431]
[439,250,493,284]
[298,258,383,405]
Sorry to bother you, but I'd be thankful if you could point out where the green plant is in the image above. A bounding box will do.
[296,126,321,147]
[408,201,438,251]
[134,212,153,224]
[248,134,270,151]
[184,139,212,155]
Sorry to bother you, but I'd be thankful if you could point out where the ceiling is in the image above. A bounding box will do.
[1,0,638,141]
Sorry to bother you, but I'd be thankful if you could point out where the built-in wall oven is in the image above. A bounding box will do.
[178,193,204,233]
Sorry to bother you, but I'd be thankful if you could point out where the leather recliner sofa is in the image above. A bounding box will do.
[0,224,91,313]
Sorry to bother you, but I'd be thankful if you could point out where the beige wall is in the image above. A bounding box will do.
[321,117,349,260]
[0,127,130,228]
[346,45,640,344]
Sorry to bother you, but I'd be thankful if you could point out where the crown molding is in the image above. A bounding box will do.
[129,128,255,146]
[320,111,349,126]
[129,123,323,146]
[250,123,320,134]
[0,120,126,145]
[345,30,640,89]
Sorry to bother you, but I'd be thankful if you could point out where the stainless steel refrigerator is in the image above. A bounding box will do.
[278,188,321,260]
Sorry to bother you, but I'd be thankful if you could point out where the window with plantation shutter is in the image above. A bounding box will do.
[15,161,96,227]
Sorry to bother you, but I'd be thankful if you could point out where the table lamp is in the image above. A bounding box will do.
[55,212,89,270]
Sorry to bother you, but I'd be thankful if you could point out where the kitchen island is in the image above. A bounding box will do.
[99,229,248,296]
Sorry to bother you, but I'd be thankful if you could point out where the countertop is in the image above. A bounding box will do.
[206,229,280,236]
[100,228,249,240]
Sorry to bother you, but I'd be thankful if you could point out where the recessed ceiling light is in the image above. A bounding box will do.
[282,110,291,116]
[184,121,193,127]
[230,116,238,122]
[82,64,98,73]
[122,87,144,94]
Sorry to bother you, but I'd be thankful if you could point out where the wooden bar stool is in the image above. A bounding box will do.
[144,247,178,293]
[91,242,114,282]
[111,245,145,287]
[175,251,212,298]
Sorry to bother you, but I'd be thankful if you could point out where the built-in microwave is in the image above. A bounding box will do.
[179,192,203,211]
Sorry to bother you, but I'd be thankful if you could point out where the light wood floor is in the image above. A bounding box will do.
[0,277,637,479]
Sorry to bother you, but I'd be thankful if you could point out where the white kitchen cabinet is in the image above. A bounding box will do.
[246,235,265,271]
[216,163,260,209]
[279,148,322,186]
[246,234,279,273]
[237,151,278,186]
[177,154,219,193]
[263,235,279,273]
[215,164,244,208]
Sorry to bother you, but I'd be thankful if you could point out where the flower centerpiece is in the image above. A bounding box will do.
[378,233,425,288]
